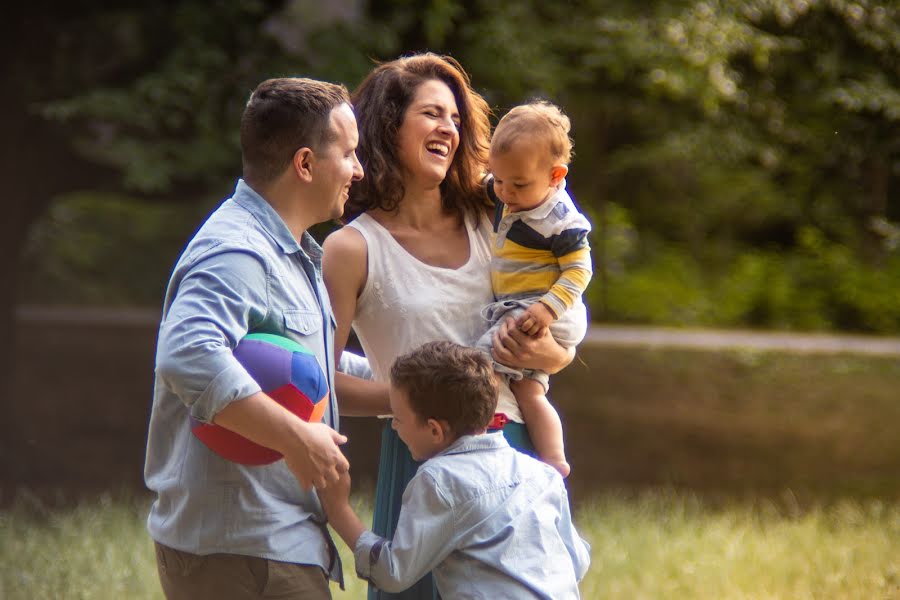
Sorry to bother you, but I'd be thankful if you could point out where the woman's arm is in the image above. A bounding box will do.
[323,227,367,360]
[491,317,575,374]
[322,227,391,416]
[335,372,390,417]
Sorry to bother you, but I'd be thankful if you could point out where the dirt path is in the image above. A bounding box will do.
[18,305,900,355]
[586,324,900,356]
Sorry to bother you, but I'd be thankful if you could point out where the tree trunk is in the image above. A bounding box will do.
[0,72,115,487]
[862,156,889,265]
[0,194,24,482]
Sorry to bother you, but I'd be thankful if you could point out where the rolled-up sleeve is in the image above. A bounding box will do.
[155,250,269,423]
[353,473,456,593]
[338,351,373,380]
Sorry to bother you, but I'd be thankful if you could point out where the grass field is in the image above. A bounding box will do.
[1,489,897,599]
[6,324,900,597]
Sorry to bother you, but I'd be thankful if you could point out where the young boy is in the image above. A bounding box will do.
[319,341,591,598]
[475,101,593,478]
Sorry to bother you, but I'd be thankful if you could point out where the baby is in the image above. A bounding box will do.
[476,100,593,477]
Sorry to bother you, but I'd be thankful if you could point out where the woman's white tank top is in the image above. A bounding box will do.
[347,211,521,420]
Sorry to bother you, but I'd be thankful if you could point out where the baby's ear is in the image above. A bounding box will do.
[550,164,568,186]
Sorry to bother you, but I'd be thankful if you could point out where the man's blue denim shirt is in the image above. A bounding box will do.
[145,179,347,579]
[354,432,592,598]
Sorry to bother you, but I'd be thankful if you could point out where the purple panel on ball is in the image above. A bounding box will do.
[234,338,291,392]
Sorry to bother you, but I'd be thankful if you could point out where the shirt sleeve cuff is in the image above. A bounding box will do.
[540,293,567,320]
[190,361,261,423]
[353,529,385,581]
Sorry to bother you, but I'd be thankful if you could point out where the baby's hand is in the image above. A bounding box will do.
[516,302,556,337]
[317,471,352,519]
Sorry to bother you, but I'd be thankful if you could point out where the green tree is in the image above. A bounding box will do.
[6,0,899,473]
[1,0,299,477]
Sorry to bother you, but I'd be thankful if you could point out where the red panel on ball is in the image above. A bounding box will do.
[191,422,282,465]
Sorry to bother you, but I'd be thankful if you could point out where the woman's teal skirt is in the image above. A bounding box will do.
[367,421,535,600]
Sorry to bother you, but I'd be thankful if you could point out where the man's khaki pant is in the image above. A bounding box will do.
[155,542,331,599]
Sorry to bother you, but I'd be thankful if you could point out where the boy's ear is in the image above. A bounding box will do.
[550,164,568,186]
[293,147,314,182]
[426,418,453,444]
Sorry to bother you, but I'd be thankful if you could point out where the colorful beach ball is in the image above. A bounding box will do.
[191,333,330,465]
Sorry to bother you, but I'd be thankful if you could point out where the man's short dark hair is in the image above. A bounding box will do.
[390,341,498,437]
[240,77,350,186]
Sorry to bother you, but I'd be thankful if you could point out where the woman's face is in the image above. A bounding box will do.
[396,79,461,187]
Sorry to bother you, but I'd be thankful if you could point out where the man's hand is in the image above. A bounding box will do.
[282,421,349,491]
[213,392,350,491]
[516,302,556,336]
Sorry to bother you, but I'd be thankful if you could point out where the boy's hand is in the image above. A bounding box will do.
[317,470,352,518]
[516,302,556,337]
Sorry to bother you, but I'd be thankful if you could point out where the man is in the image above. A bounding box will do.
[145,77,363,599]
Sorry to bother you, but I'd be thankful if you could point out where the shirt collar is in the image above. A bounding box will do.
[232,179,306,256]
[503,178,569,221]
[435,431,510,458]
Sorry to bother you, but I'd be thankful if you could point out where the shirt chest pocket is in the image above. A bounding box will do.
[280,307,334,359]
[283,308,320,337]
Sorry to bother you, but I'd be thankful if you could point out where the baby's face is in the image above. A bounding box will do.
[489,143,558,213]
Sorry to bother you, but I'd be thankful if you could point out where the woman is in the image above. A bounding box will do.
[323,53,573,599]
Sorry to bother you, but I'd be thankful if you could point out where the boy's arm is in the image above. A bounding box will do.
[352,472,457,593]
[318,472,366,548]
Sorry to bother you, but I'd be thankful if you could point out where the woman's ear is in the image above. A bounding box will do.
[550,164,569,186]
[293,147,314,182]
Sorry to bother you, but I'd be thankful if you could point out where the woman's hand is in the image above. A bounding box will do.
[491,317,574,374]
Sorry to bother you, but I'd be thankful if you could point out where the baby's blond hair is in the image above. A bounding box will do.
[491,100,573,165]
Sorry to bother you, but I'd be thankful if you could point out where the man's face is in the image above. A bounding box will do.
[310,103,363,221]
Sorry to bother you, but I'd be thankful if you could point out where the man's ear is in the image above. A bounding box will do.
[294,147,314,182]
[550,164,568,186]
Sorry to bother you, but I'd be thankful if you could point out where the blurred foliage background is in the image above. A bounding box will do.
[11,0,900,333]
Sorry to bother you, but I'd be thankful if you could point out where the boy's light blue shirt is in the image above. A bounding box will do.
[144,179,362,580]
[354,432,591,599]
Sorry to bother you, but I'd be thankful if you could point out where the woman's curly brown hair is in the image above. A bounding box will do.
[344,53,492,222]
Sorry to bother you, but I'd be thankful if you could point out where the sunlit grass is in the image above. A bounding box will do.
[0,490,159,600]
[577,489,900,599]
[1,489,897,599]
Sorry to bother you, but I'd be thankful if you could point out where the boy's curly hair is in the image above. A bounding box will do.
[390,341,498,436]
